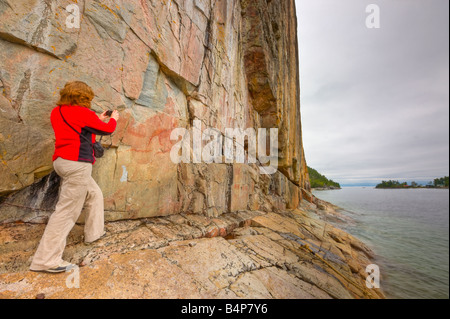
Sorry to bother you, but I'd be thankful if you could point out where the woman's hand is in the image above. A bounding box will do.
[99,110,119,122]
[99,111,109,122]
[111,110,120,121]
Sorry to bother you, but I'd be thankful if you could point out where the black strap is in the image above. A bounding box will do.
[59,106,102,146]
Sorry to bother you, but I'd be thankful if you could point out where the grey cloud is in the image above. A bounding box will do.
[297,0,449,185]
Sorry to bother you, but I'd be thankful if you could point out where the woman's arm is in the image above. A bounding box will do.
[83,109,118,136]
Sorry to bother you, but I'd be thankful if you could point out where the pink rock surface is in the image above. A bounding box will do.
[0,0,309,222]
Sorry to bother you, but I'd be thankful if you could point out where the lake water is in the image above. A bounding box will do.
[312,187,449,299]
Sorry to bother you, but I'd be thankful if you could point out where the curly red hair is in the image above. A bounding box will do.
[57,81,94,109]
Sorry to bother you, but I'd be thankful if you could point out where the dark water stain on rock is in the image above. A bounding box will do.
[0,172,61,223]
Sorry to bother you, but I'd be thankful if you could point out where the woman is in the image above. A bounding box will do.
[30,81,119,273]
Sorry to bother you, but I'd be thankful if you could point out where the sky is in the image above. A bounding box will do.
[296,0,449,186]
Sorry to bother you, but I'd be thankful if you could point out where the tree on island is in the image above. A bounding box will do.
[376,176,449,188]
[375,180,406,188]
[434,176,449,187]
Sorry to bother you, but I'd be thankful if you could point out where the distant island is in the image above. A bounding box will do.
[308,166,341,189]
[375,176,449,189]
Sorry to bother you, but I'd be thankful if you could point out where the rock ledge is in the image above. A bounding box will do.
[0,201,384,299]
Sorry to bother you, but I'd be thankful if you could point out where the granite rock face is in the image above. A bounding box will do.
[0,0,309,222]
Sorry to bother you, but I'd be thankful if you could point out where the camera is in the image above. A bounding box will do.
[105,110,113,117]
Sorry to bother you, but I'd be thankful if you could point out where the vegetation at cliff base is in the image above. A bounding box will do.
[307,166,341,189]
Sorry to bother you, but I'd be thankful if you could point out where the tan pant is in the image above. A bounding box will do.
[30,157,104,271]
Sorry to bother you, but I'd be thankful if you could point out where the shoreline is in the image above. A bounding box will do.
[311,187,341,191]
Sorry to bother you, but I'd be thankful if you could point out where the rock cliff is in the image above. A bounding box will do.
[0,0,308,222]
[0,0,383,299]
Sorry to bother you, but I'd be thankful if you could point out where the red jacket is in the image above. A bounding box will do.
[51,105,117,164]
